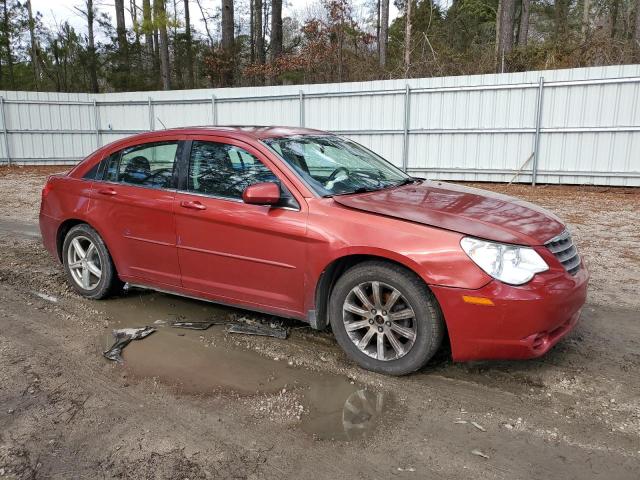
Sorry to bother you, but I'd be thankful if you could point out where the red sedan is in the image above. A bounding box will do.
[39,127,588,375]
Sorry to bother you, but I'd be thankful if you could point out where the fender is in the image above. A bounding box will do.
[305,244,492,330]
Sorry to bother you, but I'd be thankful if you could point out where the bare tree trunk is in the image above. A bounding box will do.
[337,17,343,82]
[142,0,152,46]
[404,0,412,73]
[518,0,529,46]
[115,0,129,87]
[376,0,380,58]
[86,0,99,92]
[634,0,640,60]
[142,0,155,69]
[115,0,127,53]
[221,0,234,50]
[154,0,171,89]
[610,0,619,38]
[221,0,234,86]
[496,0,515,71]
[26,0,40,89]
[263,2,269,54]
[249,0,254,62]
[171,0,181,88]
[554,0,570,41]
[184,0,194,88]
[496,0,502,58]
[195,0,213,46]
[254,0,264,64]
[152,0,160,81]
[581,0,590,39]
[2,0,15,88]
[153,26,160,74]
[0,27,3,86]
[270,0,282,61]
[130,0,140,45]
[379,0,389,67]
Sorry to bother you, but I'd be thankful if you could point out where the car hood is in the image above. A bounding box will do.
[332,180,565,245]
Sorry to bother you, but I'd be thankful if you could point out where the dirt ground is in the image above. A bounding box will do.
[0,166,639,479]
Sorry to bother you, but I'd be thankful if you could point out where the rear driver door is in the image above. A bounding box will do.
[87,139,184,287]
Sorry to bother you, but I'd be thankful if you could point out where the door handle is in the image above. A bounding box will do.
[180,200,206,211]
[97,188,117,196]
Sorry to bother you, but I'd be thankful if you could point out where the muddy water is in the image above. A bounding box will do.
[99,288,390,441]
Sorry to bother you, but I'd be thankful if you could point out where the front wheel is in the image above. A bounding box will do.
[62,224,121,300]
[329,261,444,375]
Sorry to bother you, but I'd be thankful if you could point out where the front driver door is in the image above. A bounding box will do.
[174,137,308,318]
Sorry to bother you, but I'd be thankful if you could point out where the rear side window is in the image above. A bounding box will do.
[102,141,179,189]
[187,141,279,199]
[82,161,103,180]
[104,153,120,182]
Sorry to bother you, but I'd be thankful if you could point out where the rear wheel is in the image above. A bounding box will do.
[329,261,444,375]
[62,224,121,299]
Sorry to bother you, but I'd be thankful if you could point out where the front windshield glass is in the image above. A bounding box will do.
[263,135,411,196]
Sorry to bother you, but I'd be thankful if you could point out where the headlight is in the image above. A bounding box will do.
[460,237,548,285]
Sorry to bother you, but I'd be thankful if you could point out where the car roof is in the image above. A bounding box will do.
[127,126,331,141]
[71,126,334,178]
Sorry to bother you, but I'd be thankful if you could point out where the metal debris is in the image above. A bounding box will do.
[227,322,288,339]
[170,321,224,330]
[103,327,156,362]
[454,420,468,424]
[471,449,489,459]
[471,421,486,432]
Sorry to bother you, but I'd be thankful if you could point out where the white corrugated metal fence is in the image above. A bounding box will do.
[1,64,639,186]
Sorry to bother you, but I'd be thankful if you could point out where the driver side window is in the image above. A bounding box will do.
[187,141,279,199]
[104,141,179,189]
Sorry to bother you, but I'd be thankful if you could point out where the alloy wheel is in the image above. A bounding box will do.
[342,281,417,361]
[67,235,102,290]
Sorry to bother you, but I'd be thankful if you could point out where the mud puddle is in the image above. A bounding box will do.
[98,288,391,441]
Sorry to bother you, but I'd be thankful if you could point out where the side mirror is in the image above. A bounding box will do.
[242,182,281,205]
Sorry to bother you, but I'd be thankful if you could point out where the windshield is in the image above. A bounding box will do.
[263,135,411,196]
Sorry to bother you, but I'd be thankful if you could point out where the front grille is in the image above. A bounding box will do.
[545,230,581,276]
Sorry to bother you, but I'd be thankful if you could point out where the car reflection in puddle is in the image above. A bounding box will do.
[302,387,387,441]
[342,390,386,440]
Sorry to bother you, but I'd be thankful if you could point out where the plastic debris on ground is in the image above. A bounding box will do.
[227,322,288,339]
[471,449,489,459]
[471,421,486,432]
[103,326,156,362]
[170,321,224,331]
[33,292,58,303]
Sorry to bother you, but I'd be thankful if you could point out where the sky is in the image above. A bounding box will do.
[31,0,400,39]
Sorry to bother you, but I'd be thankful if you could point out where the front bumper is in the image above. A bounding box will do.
[431,262,589,361]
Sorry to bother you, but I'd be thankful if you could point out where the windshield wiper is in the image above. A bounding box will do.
[327,186,379,197]
[352,187,377,194]
[392,177,421,187]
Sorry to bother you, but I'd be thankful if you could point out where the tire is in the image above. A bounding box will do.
[329,261,444,375]
[62,223,121,300]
